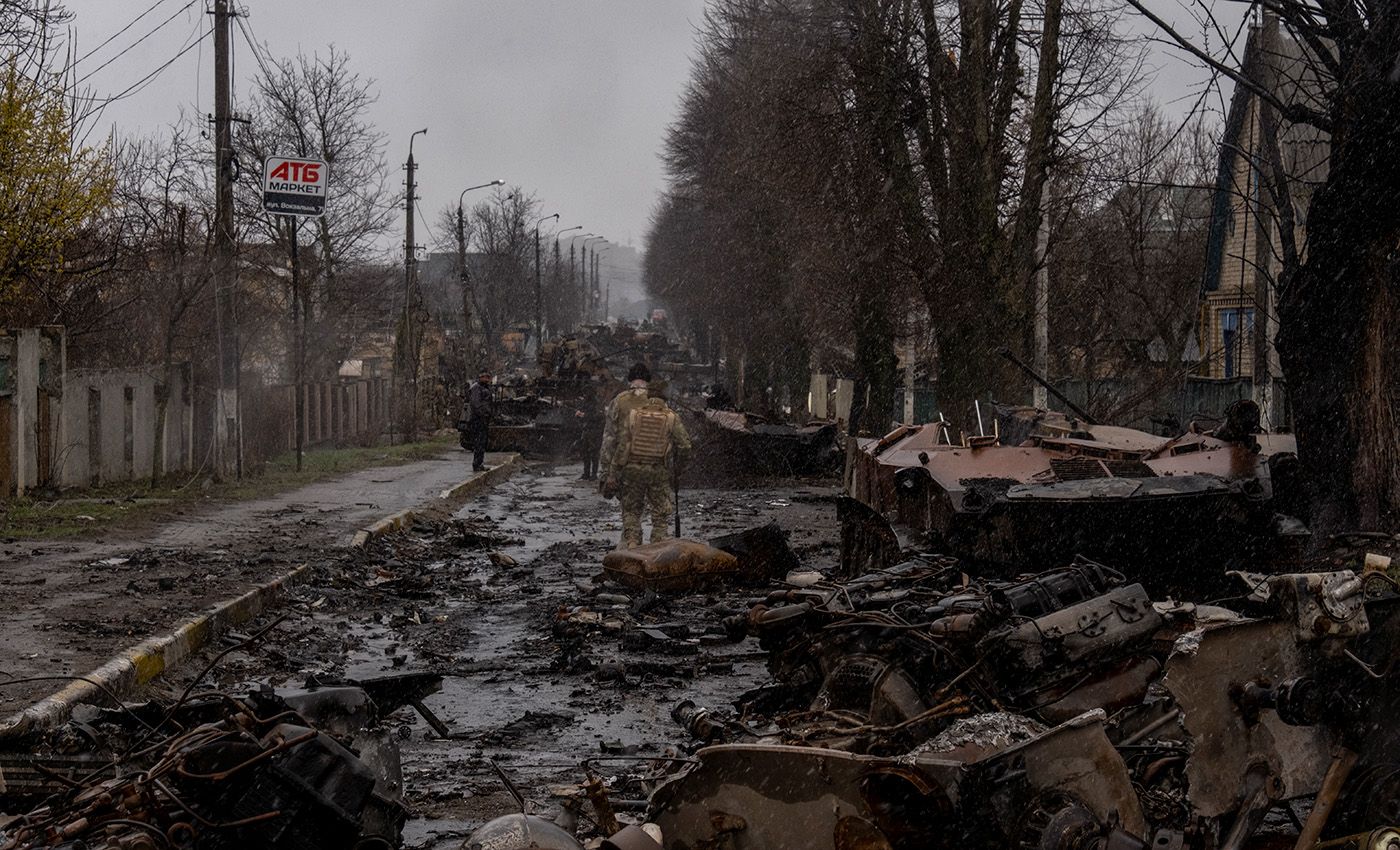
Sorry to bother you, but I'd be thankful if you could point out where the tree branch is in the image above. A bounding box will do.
[1122,0,1332,131]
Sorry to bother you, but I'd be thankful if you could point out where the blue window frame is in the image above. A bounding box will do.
[1221,308,1255,378]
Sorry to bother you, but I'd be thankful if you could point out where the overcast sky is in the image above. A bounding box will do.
[62,1,1241,258]
[65,0,711,255]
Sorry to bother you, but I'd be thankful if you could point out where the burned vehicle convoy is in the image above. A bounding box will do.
[648,558,1400,850]
[842,402,1307,585]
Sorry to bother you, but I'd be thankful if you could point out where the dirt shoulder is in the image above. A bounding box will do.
[0,448,514,710]
[1,437,458,541]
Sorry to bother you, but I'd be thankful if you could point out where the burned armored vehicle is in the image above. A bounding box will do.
[843,402,1306,588]
[651,558,1400,850]
[686,409,843,478]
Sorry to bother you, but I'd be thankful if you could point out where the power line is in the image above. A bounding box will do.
[74,0,175,67]
[78,26,212,122]
[74,0,200,87]
[415,200,438,247]
[233,13,278,83]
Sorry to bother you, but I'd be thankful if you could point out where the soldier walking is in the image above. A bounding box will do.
[599,363,691,548]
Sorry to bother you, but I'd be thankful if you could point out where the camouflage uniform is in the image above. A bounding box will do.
[600,386,692,548]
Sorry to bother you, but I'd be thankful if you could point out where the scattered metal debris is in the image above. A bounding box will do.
[0,680,413,850]
[641,559,1400,850]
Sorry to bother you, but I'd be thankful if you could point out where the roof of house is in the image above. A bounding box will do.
[1201,19,1332,294]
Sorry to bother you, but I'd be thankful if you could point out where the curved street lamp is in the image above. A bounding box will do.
[454,179,505,376]
[459,179,505,226]
[534,212,560,345]
[457,179,505,272]
[580,236,607,324]
[397,127,428,442]
[554,226,583,329]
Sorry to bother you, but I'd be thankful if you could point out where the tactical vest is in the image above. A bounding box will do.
[624,401,676,465]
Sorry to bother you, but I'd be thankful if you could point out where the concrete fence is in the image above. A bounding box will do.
[0,326,395,497]
[242,378,390,468]
[57,365,196,488]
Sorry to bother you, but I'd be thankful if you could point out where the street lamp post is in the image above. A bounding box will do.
[398,127,427,442]
[597,245,613,323]
[566,233,593,330]
[582,236,606,323]
[555,225,582,328]
[534,212,559,346]
[457,179,505,374]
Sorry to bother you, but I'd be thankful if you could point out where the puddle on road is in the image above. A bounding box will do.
[144,462,839,845]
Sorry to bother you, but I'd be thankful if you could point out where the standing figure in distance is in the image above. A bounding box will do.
[465,370,495,472]
[600,363,691,548]
[576,376,606,481]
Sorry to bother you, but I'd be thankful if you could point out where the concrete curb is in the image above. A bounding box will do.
[350,452,524,548]
[0,564,309,742]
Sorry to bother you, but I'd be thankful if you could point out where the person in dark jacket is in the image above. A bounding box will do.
[464,371,495,471]
[575,377,606,480]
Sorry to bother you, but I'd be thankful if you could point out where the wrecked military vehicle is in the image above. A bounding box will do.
[646,556,1400,850]
[0,674,442,850]
[689,409,843,478]
[843,401,1307,587]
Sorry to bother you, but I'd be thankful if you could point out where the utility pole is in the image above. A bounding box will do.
[397,128,426,442]
[455,180,504,377]
[576,245,588,324]
[456,203,471,373]
[551,239,562,333]
[581,236,603,322]
[533,213,558,349]
[596,252,604,322]
[568,243,577,326]
[1033,180,1050,409]
[211,0,239,477]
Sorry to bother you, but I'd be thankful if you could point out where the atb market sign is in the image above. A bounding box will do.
[261,156,328,217]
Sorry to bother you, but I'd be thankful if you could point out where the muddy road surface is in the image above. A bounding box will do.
[143,463,841,849]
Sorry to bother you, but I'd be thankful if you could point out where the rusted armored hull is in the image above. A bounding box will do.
[845,416,1303,583]
[687,409,842,478]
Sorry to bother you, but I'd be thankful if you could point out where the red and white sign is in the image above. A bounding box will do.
[261,156,328,217]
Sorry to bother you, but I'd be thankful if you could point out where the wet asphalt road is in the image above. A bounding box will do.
[146,461,841,849]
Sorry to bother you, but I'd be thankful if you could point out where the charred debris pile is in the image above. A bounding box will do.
[504,522,1400,850]
[9,399,1400,850]
[0,631,445,850]
[649,552,1400,850]
[605,401,1400,849]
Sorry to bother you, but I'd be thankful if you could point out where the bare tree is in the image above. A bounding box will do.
[646,0,1144,428]
[1050,103,1216,422]
[235,44,394,377]
[1124,2,1400,533]
[466,188,538,362]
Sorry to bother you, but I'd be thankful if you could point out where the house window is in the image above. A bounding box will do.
[1220,308,1255,378]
